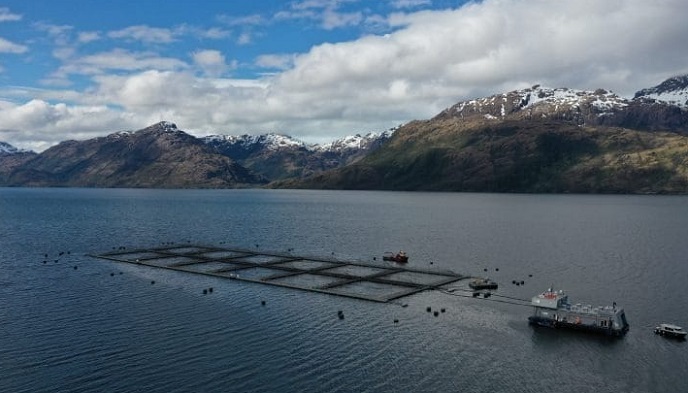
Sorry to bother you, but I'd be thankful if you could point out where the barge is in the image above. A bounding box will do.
[528,288,629,337]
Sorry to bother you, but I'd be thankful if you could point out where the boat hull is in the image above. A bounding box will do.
[528,316,628,337]
[654,328,687,340]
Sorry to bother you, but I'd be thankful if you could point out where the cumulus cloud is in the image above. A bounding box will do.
[3,0,688,152]
[192,50,233,76]
[0,99,139,151]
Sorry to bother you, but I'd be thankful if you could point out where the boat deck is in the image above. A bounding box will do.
[90,244,469,303]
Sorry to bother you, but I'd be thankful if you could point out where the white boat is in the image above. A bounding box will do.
[654,323,687,339]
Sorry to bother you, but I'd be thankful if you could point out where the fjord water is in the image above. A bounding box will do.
[1,188,686,393]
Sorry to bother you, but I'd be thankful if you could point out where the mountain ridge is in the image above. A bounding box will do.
[2,74,688,192]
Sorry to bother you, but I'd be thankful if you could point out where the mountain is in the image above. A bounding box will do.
[202,131,392,180]
[274,76,688,193]
[3,122,265,188]
[634,75,688,108]
[0,142,36,184]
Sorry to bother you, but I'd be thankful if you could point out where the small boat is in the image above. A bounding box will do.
[654,323,687,340]
[383,251,408,263]
[469,277,498,290]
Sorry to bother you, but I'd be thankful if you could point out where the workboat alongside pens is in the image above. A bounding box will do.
[528,288,629,337]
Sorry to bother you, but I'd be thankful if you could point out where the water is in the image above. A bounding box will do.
[1,188,686,392]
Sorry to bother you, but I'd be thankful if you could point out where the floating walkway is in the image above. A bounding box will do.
[90,244,469,303]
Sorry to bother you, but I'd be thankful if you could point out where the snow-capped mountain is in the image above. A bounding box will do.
[202,130,394,180]
[0,141,32,155]
[437,85,632,125]
[634,75,688,108]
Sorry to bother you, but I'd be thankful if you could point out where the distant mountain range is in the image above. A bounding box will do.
[2,75,688,192]
[0,121,392,187]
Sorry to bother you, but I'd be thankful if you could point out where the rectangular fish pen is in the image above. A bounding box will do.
[90,244,469,303]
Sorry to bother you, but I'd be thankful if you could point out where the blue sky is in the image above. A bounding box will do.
[0,0,686,152]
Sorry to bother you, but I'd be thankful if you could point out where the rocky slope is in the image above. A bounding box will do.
[275,76,688,193]
[0,142,36,184]
[3,122,264,188]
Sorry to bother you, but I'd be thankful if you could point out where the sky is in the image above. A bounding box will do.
[0,0,687,152]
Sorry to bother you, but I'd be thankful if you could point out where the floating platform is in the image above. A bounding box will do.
[90,244,469,303]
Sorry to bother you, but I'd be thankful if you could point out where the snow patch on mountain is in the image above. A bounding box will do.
[634,75,688,108]
[446,86,630,120]
[204,133,307,151]
[204,129,394,153]
[0,141,31,155]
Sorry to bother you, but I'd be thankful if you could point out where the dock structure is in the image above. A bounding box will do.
[91,244,469,303]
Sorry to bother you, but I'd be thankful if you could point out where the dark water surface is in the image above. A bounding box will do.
[1,188,686,392]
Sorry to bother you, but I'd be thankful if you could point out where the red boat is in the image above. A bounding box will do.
[383,251,408,263]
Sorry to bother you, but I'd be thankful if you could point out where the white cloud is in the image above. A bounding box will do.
[192,50,232,76]
[255,54,296,70]
[108,25,176,44]
[237,32,253,45]
[389,0,431,9]
[53,48,188,77]
[274,0,364,30]
[3,0,688,152]
[0,99,138,151]
[0,7,21,22]
[0,37,27,53]
[78,31,101,43]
